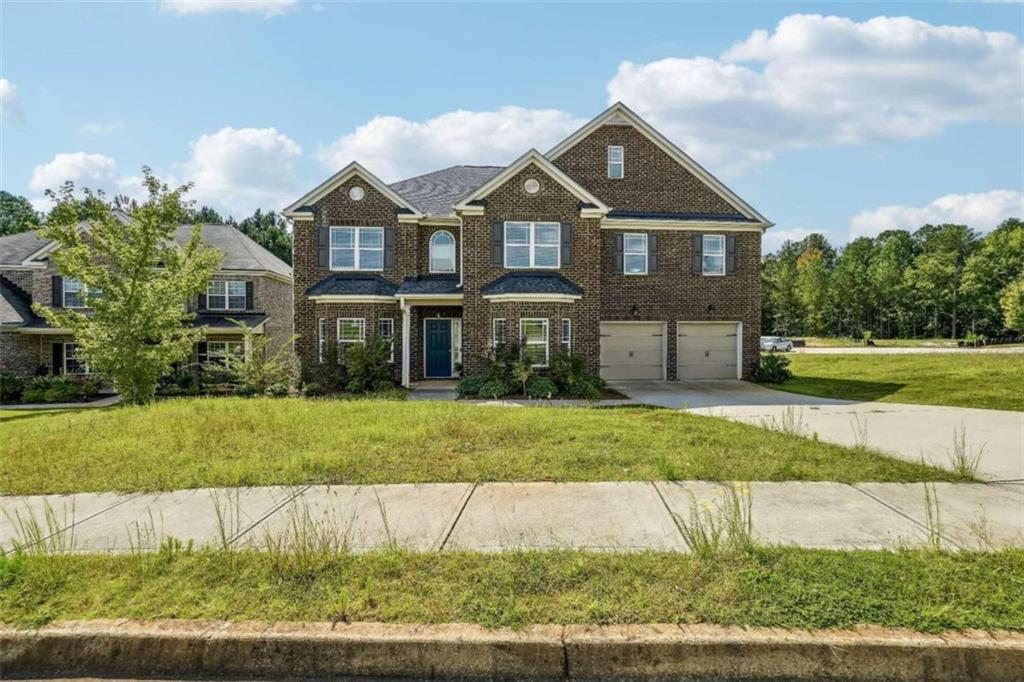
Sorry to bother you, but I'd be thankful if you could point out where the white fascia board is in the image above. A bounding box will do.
[15,326,72,335]
[601,219,769,232]
[453,149,609,214]
[216,269,293,284]
[309,295,397,304]
[546,102,772,226]
[283,161,424,219]
[401,295,463,305]
[482,293,581,303]
[203,324,265,335]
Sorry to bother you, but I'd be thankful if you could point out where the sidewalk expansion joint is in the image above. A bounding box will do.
[20,491,146,553]
[650,480,688,546]
[847,483,964,550]
[438,482,477,551]
[228,484,313,547]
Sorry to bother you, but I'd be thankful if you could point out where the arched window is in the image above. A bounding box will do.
[429,230,456,273]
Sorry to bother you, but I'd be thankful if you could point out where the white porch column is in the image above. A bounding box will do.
[400,298,411,387]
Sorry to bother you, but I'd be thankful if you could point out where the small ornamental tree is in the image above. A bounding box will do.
[1001,275,1024,333]
[35,169,222,405]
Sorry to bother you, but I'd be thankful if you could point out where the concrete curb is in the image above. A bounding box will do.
[3,619,1023,680]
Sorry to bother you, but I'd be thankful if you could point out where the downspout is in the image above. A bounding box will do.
[400,296,411,388]
[457,213,464,288]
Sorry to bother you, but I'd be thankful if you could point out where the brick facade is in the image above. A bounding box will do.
[0,331,40,375]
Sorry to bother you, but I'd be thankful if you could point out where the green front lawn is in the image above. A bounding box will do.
[798,337,960,348]
[3,547,1022,632]
[0,398,964,495]
[774,353,1024,411]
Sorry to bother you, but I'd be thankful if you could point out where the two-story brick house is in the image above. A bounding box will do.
[0,214,292,377]
[285,103,772,385]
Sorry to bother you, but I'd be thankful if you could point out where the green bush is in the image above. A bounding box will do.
[526,375,557,399]
[14,375,101,403]
[754,352,792,383]
[303,382,324,397]
[344,335,394,393]
[477,378,511,399]
[456,374,488,397]
[0,373,24,403]
[483,341,522,383]
[550,352,605,399]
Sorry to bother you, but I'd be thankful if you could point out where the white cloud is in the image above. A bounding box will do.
[0,78,24,123]
[850,190,1023,237]
[28,152,143,211]
[762,227,831,253]
[607,14,1022,176]
[318,106,586,182]
[160,0,297,17]
[177,126,302,216]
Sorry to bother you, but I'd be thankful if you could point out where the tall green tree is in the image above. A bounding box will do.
[830,237,877,336]
[35,169,223,405]
[904,224,978,338]
[235,209,292,264]
[1001,275,1024,332]
[0,191,42,236]
[962,219,1024,335]
[795,247,832,336]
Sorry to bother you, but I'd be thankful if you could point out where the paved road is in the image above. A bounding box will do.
[2,481,1021,554]
[793,345,1024,354]
[612,381,1024,482]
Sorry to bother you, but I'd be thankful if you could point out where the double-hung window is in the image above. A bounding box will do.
[492,318,507,348]
[520,318,549,368]
[378,318,395,363]
[623,233,648,275]
[560,319,572,353]
[702,235,726,276]
[504,222,560,269]
[207,341,244,367]
[207,281,246,310]
[63,278,87,308]
[330,226,384,271]
[337,318,366,346]
[64,342,89,374]
[607,145,624,179]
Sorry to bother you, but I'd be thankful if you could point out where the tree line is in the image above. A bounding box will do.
[0,190,292,265]
[761,219,1024,339]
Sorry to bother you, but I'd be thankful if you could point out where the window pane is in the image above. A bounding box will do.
[534,245,559,268]
[535,223,559,245]
[331,228,353,247]
[430,233,455,272]
[360,248,383,270]
[359,228,383,248]
[703,254,725,274]
[608,163,623,179]
[624,253,647,274]
[506,245,530,267]
[522,344,547,366]
[227,281,246,297]
[331,248,355,269]
[521,320,546,342]
[703,235,724,255]
[338,319,365,342]
[623,234,646,254]
[608,146,623,162]
[506,224,530,244]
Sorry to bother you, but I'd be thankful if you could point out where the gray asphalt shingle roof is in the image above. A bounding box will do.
[395,275,461,296]
[0,231,51,266]
[0,275,41,326]
[389,166,503,217]
[190,313,269,329]
[481,272,584,297]
[174,225,291,278]
[306,274,398,297]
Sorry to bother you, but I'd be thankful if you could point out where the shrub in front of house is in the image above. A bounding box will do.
[15,375,102,404]
[754,352,793,383]
[457,349,605,401]
[477,378,512,399]
[0,372,25,403]
[344,335,395,393]
[550,352,605,400]
[526,375,557,399]
[456,374,487,397]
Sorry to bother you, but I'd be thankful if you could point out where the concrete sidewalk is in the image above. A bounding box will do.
[3,480,1021,554]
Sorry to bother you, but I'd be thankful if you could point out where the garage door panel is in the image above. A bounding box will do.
[677,349,736,365]
[599,323,664,381]
[677,322,740,381]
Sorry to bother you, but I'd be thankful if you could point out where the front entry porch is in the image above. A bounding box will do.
[424,317,457,378]
[398,299,463,387]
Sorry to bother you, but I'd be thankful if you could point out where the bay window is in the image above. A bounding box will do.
[519,318,549,368]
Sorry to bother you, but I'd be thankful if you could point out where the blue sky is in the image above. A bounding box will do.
[1,1,1021,251]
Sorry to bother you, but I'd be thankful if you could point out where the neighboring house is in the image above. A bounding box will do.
[285,103,772,385]
[0,213,293,377]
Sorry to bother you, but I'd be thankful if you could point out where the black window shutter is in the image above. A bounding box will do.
[245,281,254,309]
[692,234,703,275]
[613,233,624,274]
[317,226,329,268]
[648,233,658,274]
[197,292,207,311]
[197,342,208,365]
[560,222,572,266]
[51,276,63,308]
[52,343,64,375]
[726,234,737,275]
[383,227,396,270]
[491,222,504,266]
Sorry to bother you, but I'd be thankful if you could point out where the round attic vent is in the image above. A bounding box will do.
[523,178,540,194]
[349,186,365,201]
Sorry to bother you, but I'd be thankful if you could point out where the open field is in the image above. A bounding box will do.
[797,337,960,348]
[0,399,966,495]
[2,547,1022,633]
[774,353,1024,412]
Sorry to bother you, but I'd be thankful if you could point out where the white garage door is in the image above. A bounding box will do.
[677,322,740,380]
[599,322,665,381]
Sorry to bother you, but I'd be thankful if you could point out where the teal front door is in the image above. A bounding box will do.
[425,319,452,378]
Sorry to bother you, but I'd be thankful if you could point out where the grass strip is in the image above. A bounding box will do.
[2,547,1022,633]
[0,398,966,495]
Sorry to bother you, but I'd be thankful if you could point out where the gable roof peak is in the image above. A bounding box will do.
[283,160,424,219]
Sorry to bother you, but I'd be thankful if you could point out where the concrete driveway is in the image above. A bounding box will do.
[611,381,1024,482]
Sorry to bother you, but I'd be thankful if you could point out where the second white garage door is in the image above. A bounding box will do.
[599,322,665,381]
[677,322,740,380]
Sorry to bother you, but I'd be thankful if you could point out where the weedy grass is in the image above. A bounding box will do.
[1,546,1022,633]
[0,398,967,495]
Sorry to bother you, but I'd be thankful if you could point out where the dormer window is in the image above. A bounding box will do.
[429,230,456,273]
[607,145,624,179]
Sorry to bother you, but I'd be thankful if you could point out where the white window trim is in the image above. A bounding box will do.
[492,318,507,348]
[337,318,367,344]
[317,318,327,363]
[607,145,624,179]
[561,318,572,353]
[329,226,385,272]
[519,318,550,368]
[206,340,245,366]
[428,230,457,274]
[702,234,726,276]
[503,221,561,270]
[206,280,247,311]
[379,318,395,363]
[63,342,90,374]
[623,233,648,275]
[63,278,88,309]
